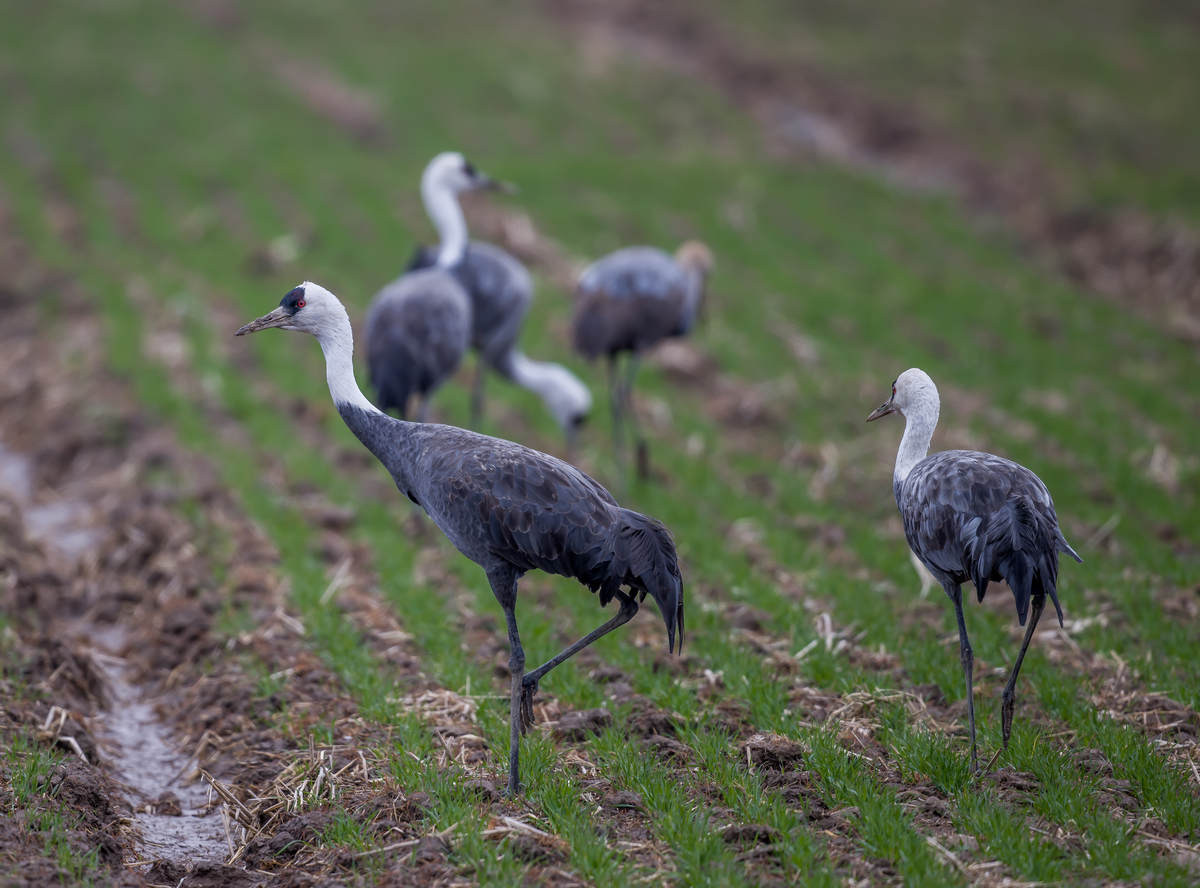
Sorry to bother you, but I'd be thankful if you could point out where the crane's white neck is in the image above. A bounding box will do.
[501,351,590,428]
[422,177,467,268]
[508,352,564,399]
[315,319,380,415]
[894,394,939,484]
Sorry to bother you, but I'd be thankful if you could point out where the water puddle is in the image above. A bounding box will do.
[1,438,228,864]
[0,442,101,558]
[86,625,229,865]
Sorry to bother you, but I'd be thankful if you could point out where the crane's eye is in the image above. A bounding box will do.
[463,161,476,177]
[296,299,306,308]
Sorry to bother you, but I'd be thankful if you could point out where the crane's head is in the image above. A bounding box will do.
[675,240,714,276]
[235,282,348,341]
[867,368,938,422]
[422,152,515,197]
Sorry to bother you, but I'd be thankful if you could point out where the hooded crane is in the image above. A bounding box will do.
[365,154,509,421]
[867,368,1081,771]
[408,153,592,450]
[572,242,713,478]
[237,282,683,795]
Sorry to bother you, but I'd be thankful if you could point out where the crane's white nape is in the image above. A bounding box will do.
[235,281,380,416]
[421,151,508,269]
[866,367,940,485]
[508,352,593,432]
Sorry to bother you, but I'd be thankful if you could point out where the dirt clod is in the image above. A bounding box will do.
[742,732,806,771]
[551,707,613,741]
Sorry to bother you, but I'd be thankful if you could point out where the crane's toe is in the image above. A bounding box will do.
[519,676,539,733]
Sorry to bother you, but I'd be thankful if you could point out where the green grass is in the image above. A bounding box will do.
[1,735,104,886]
[693,0,1200,222]
[2,0,1198,884]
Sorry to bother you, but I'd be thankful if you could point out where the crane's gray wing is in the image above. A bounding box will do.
[903,450,1070,624]
[458,241,533,363]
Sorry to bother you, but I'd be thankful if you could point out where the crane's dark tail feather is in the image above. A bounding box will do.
[608,508,684,654]
[968,496,1066,629]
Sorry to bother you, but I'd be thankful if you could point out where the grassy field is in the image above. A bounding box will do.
[1,0,1197,885]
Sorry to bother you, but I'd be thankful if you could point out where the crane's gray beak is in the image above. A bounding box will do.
[866,400,896,422]
[477,175,517,195]
[235,306,291,336]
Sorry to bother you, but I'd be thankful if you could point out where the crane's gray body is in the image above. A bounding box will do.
[897,449,1080,626]
[409,241,532,370]
[364,268,471,417]
[336,402,684,644]
[573,247,702,358]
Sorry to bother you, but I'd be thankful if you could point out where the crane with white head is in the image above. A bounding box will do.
[237,282,683,795]
[409,152,592,451]
[868,368,1081,771]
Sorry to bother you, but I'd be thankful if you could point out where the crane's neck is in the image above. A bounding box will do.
[316,320,418,493]
[316,321,377,416]
[894,396,939,486]
[494,350,548,391]
[422,178,467,268]
[679,268,706,333]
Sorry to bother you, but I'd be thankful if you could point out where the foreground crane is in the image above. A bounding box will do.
[237,282,684,795]
[868,368,1081,771]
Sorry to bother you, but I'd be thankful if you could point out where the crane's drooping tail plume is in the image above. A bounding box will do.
[965,495,1080,628]
[595,508,684,654]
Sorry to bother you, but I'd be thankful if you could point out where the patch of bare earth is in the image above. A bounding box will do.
[545,0,1200,343]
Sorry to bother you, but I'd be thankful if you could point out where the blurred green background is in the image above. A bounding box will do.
[2,0,1198,884]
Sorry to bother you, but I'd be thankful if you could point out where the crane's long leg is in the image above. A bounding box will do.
[1000,592,1045,752]
[487,567,525,796]
[607,355,625,457]
[415,395,432,424]
[470,359,486,426]
[623,354,649,480]
[946,583,978,772]
[519,592,639,730]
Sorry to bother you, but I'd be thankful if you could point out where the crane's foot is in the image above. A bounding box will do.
[519,676,540,733]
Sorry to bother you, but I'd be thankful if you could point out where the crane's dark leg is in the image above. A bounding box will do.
[623,354,649,480]
[946,583,978,772]
[607,354,625,456]
[487,566,525,796]
[415,396,432,424]
[1000,592,1046,752]
[470,359,486,426]
[519,592,639,730]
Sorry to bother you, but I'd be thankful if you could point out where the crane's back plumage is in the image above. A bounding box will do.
[898,450,1081,626]
[573,247,699,358]
[409,241,532,366]
[365,269,471,417]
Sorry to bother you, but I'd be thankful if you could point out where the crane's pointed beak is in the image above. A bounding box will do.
[235,306,290,336]
[477,175,517,195]
[866,400,896,422]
